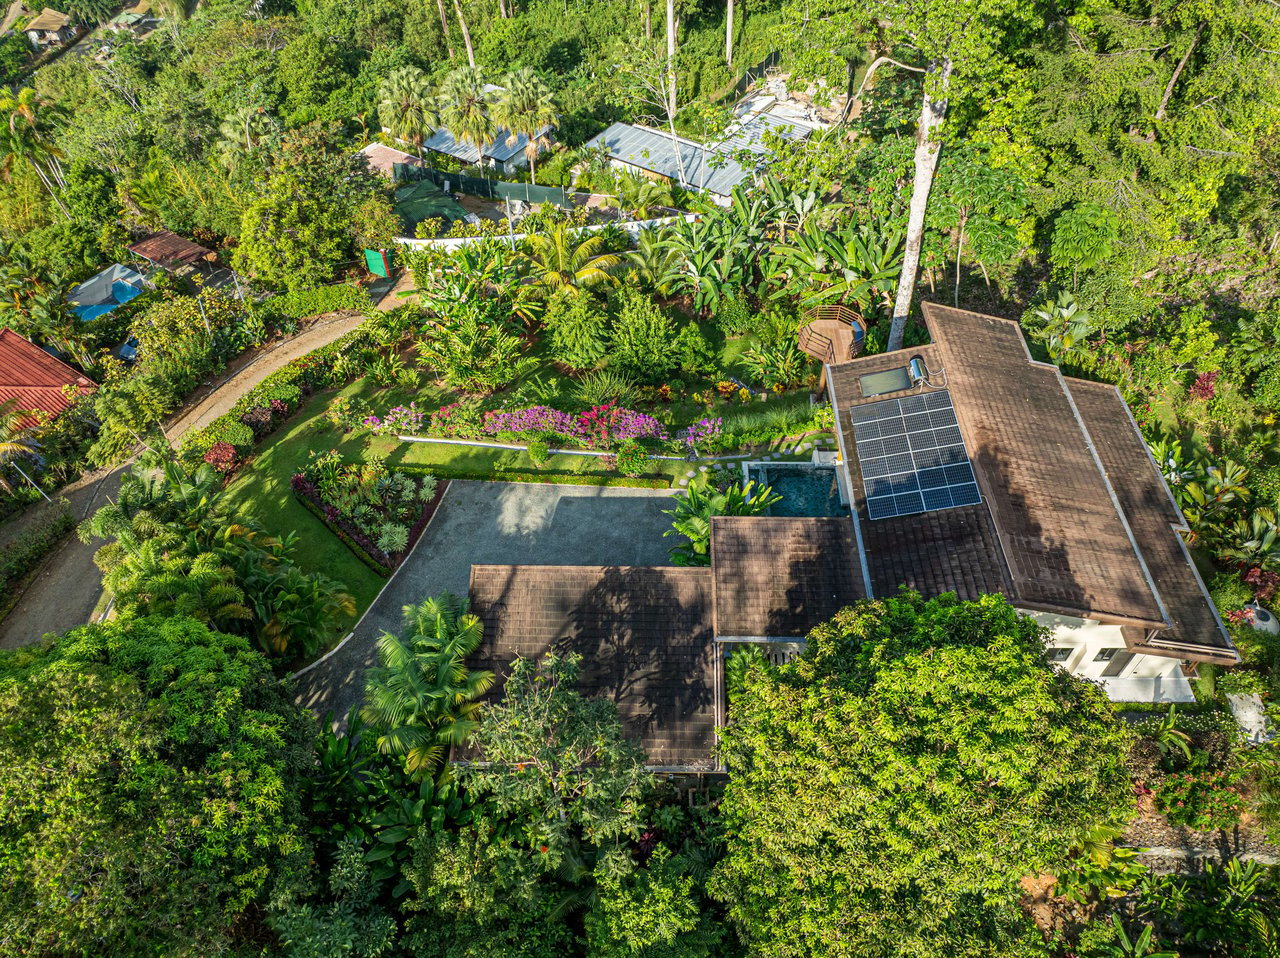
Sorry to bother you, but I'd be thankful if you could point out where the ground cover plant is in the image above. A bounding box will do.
[291,449,441,574]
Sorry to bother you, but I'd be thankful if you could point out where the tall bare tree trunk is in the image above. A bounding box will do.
[644,0,650,38]
[888,58,951,352]
[436,0,455,60]
[453,0,475,67]
[666,0,677,117]
[725,0,733,66]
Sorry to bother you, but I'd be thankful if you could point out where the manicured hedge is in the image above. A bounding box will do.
[178,325,374,465]
[254,285,372,326]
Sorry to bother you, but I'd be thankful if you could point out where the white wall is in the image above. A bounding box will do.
[1027,610,1182,679]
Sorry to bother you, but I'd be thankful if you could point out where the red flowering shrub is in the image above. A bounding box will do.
[1154,760,1244,830]
[203,442,238,473]
[1189,371,1219,400]
[1244,566,1279,602]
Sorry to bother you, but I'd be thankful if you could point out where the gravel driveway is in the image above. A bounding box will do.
[292,480,677,727]
[0,313,367,650]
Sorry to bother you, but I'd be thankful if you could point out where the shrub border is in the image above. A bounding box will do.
[293,477,450,577]
[396,464,670,489]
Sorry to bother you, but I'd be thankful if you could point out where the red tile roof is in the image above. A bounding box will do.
[0,329,95,425]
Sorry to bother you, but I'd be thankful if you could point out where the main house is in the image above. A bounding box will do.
[466,303,1238,771]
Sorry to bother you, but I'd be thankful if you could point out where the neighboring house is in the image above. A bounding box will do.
[583,115,817,205]
[356,142,422,182]
[466,303,1238,771]
[68,263,146,321]
[23,7,72,45]
[583,123,750,205]
[411,123,553,176]
[0,328,95,426]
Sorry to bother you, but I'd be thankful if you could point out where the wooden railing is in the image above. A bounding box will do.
[803,304,863,327]
[797,324,837,364]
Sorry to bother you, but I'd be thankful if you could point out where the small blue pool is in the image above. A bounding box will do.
[746,462,846,517]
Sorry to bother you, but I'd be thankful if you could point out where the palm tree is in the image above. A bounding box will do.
[492,68,557,184]
[361,593,496,780]
[438,66,493,176]
[0,88,70,220]
[217,106,277,161]
[520,224,622,294]
[378,67,439,160]
[0,399,44,498]
[627,227,680,294]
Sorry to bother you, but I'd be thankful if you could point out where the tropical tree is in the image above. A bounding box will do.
[378,67,438,160]
[0,398,41,496]
[438,66,493,175]
[626,227,681,293]
[663,480,782,565]
[360,593,495,780]
[415,314,534,392]
[216,105,278,160]
[89,375,172,465]
[248,564,355,658]
[492,68,557,184]
[0,87,70,219]
[614,171,673,218]
[519,224,622,294]
[711,592,1135,957]
[846,0,1042,351]
[0,616,314,955]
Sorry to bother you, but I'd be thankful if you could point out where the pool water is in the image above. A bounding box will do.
[747,463,846,517]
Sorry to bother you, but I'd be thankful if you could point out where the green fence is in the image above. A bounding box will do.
[393,164,571,207]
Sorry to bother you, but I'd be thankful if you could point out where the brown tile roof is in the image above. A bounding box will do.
[358,142,421,179]
[828,305,1180,632]
[25,7,69,30]
[127,230,212,267]
[921,303,1167,628]
[468,565,719,769]
[710,516,865,637]
[1066,379,1237,664]
[0,329,95,425]
[829,351,1013,602]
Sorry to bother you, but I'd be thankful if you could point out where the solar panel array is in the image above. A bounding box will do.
[850,391,982,521]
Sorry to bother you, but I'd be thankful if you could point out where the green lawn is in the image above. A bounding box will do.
[221,343,828,626]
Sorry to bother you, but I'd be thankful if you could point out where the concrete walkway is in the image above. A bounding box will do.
[0,312,368,650]
[292,481,676,727]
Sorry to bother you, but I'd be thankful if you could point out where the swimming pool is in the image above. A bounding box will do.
[746,462,846,517]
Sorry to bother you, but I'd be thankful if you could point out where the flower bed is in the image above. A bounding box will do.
[291,451,444,575]
[483,403,668,449]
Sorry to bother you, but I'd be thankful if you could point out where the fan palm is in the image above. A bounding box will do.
[520,224,621,294]
[438,66,494,175]
[361,593,496,780]
[378,67,439,160]
[492,68,557,184]
[0,398,41,496]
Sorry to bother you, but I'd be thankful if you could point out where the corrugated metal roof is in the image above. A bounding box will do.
[0,329,96,424]
[583,122,751,197]
[718,112,816,155]
[419,124,551,165]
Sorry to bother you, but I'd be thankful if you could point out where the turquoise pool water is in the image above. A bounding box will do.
[747,463,846,517]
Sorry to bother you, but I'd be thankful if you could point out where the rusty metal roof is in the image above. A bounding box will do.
[127,230,212,267]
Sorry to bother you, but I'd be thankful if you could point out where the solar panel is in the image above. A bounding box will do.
[851,391,981,520]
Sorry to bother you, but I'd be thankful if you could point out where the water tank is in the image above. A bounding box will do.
[1250,603,1280,635]
[908,355,929,387]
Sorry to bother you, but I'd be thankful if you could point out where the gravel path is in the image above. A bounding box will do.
[0,313,367,649]
[292,481,676,729]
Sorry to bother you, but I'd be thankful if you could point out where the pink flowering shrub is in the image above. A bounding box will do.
[681,417,722,449]
[1244,566,1279,602]
[483,403,667,449]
